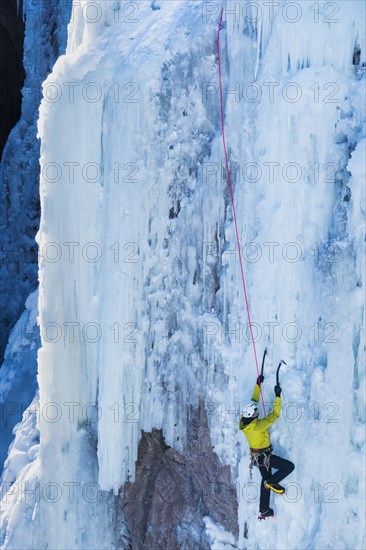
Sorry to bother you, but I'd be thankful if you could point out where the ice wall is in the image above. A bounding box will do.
[0,291,39,468]
[224,3,366,548]
[0,0,71,362]
[36,7,224,545]
[37,0,366,547]
[0,392,40,549]
[2,1,365,548]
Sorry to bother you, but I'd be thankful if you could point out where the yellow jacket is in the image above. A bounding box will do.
[239,383,281,450]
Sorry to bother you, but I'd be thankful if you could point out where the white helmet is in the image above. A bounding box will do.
[241,401,258,418]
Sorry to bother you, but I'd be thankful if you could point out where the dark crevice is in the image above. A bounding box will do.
[0,0,25,159]
[352,45,361,66]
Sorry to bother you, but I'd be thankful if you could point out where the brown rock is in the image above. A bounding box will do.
[123,403,238,549]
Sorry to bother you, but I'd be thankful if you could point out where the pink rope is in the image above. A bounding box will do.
[217,8,266,414]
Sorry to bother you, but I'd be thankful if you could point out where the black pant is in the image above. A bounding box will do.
[257,454,295,512]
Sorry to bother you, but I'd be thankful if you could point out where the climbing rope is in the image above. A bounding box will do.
[217,8,266,414]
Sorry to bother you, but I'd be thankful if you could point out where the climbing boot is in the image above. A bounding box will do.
[258,508,274,520]
[264,482,285,494]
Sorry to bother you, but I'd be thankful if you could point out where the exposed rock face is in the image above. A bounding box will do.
[123,404,238,549]
[0,0,25,158]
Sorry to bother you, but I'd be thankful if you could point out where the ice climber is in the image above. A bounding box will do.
[239,373,295,520]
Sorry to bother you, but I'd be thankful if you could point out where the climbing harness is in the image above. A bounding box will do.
[249,445,273,479]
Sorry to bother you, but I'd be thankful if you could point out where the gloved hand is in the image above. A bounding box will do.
[257,374,264,385]
[274,385,282,397]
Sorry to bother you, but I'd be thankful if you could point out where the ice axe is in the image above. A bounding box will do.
[276,359,287,387]
[260,347,268,378]
[257,347,268,385]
